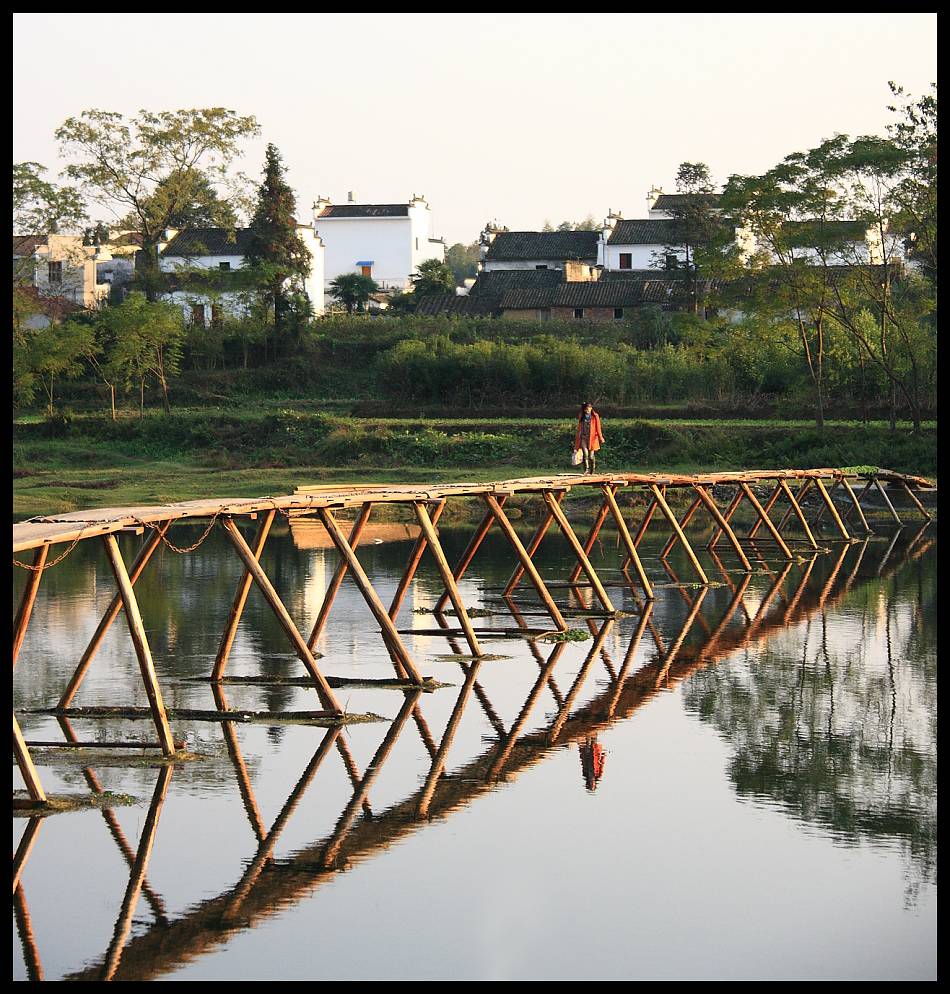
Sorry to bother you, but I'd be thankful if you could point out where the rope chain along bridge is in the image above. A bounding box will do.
[11,467,935,809]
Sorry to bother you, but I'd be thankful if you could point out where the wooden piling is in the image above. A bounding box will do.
[660,493,703,560]
[13,544,48,667]
[59,523,170,709]
[434,496,507,614]
[568,493,611,585]
[602,485,653,599]
[650,484,709,584]
[221,517,344,712]
[777,479,818,550]
[543,490,615,612]
[739,483,794,559]
[389,499,445,621]
[872,478,903,527]
[102,534,176,756]
[483,494,567,631]
[813,478,853,539]
[505,491,562,595]
[838,477,872,534]
[747,482,783,540]
[213,510,277,679]
[900,481,932,522]
[692,486,752,571]
[708,487,746,551]
[317,508,423,684]
[413,501,482,657]
[307,503,374,651]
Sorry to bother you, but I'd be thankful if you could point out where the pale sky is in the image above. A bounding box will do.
[12,13,937,245]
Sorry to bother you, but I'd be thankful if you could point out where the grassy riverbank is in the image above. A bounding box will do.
[12,409,936,521]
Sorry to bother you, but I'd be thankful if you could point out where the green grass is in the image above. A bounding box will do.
[13,409,937,521]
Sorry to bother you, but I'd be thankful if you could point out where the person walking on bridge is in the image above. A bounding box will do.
[574,401,604,475]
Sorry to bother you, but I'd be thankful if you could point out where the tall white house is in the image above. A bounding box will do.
[158,224,325,323]
[313,194,445,292]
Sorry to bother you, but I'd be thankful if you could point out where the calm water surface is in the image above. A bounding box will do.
[12,517,937,980]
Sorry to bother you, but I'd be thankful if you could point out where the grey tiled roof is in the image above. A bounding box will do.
[500,282,646,309]
[161,228,256,257]
[609,218,735,245]
[413,294,496,316]
[608,219,680,245]
[317,204,409,218]
[484,230,599,261]
[467,268,564,305]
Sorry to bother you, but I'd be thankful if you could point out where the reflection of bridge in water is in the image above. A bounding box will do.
[12,467,935,807]
[12,523,933,981]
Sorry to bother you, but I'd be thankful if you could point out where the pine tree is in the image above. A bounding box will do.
[244,144,312,344]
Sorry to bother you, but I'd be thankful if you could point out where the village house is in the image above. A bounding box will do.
[157,224,325,324]
[313,194,445,293]
[479,228,600,271]
[13,233,113,310]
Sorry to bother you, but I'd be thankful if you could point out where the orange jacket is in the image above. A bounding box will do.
[574,410,605,452]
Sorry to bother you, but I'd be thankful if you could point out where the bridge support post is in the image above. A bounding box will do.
[602,484,653,599]
[814,478,853,538]
[838,477,872,533]
[221,516,344,711]
[13,714,46,804]
[60,523,171,709]
[483,494,567,631]
[543,491,615,612]
[692,486,752,571]
[13,545,48,667]
[102,533,177,756]
[307,503,373,651]
[505,492,562,595]
[739,483,794,559]
[389,499,445,621]
[661,493,704,560]
[650,484,709,583]
[568,492,611,585]
[434,495,507,614]
[413,501,482,657]
[317,508,422,684]
[777,479,819,549]
[214,510,277,678]
[747,481,783,540]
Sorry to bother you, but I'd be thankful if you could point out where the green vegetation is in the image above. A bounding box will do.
[13,408,935,520]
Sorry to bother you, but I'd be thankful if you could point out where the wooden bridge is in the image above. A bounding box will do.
[12,466,934,808]
[13,525,932,981]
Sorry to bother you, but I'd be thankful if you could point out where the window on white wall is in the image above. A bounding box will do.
[219,262,231,271]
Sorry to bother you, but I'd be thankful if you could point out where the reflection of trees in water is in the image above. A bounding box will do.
[684,551,937,900]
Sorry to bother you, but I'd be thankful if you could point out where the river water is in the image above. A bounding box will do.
[12,516,937,980]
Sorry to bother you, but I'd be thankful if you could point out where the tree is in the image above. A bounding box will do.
[13,162,87,294]
[151,168,239,230]
[659,162,724,314]
[101,293,185,415]
[243,144,312,346]
[411,258,455,296]
[721,140,853,428]
[55,108,259,300]
[16,316,95,416]
[885,82,936,285]
[445,241,480,284]
[329,273,378,314]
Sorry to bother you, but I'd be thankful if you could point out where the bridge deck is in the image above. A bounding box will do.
[11,468,933,553]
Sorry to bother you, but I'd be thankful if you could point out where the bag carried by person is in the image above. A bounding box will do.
[571,448,583,466]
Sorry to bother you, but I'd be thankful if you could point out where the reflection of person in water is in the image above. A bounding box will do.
[579,735,606,791]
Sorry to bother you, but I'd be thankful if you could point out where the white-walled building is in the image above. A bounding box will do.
[14,233,113,309]
[157,225,325,323]
[313,195,445,292]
